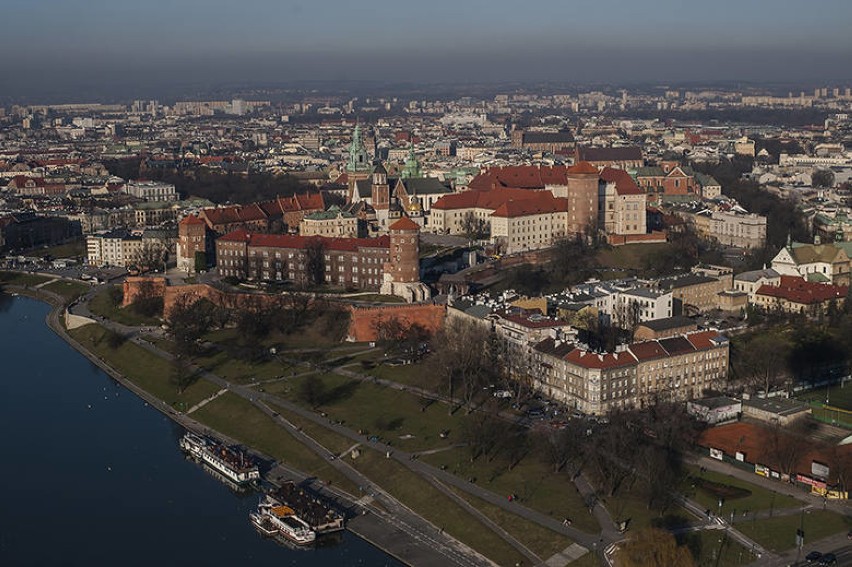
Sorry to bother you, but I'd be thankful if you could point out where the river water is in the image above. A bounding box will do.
[0,296,401,566]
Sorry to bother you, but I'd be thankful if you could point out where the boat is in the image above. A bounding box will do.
[249,511,279,537]
[179,431,260,486]
[253,495,316,546]
[273,481,345,534]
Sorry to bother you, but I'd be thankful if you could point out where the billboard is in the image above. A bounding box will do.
[710,447,724,461]
[811,461,830,479]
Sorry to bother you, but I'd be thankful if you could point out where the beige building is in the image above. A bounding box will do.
[529,330,729,415]
[599,168,647,236]
[690,210,767,249]
[771,241,851,286]
[86,230,144,267]
[300,207,359,238]
[658,270,732,315]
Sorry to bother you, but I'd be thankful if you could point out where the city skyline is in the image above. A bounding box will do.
[3,0,852,99]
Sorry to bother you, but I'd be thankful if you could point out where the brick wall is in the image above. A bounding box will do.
[347,304,446,342]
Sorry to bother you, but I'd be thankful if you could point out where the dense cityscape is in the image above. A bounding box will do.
[2,2,852,567]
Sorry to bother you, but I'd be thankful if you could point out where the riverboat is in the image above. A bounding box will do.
[254,495,316,545]
[179,431,260,485]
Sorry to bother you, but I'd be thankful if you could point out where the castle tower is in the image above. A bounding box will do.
[177,215,208,273]
[371,162,390,210]
[566,161,600,236]
[381,216,430,302]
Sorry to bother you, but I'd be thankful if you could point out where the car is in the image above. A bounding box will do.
[819,553,837,565]
[806,551,823,562]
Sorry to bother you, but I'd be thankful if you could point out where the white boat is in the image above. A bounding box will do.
[254,495,316,545]
[249,511,279,537]
[179,432,260,485]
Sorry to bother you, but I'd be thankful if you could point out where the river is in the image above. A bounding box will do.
[0,296,402,566]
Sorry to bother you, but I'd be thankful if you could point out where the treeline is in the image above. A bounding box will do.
[104,158,315,205]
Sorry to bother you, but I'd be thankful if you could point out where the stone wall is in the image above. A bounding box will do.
[347,304,446,342]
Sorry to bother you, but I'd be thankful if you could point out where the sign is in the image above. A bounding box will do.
[755,464,769,477]
[770,470,780,479]
[735,451,745,462]
[811,461,830,479]
[709,447,724,461]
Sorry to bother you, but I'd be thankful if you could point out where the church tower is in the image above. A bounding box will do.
[400,143,422,179]
[346,124,372,201]
[371,162,390,210]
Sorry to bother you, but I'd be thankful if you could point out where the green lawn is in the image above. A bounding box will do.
[366,358,445,392]
[28,239,85,259]
[349,447,528,567]
[280,372,472,453]
[88,285,161,326]
[448,485,576,561]
[679,529,757,566]
[0,271,52,287]
[347,293,405,303]
[594,242,674,271]
[422,447,600,534]
[191,392,359,495]
[603,477,695,534]
[798,383,852,413]
[195,349,287,384]
[682,466,800,516]
[268,402,357,456]
[42,279,90,302]
[735,510,852,552]
[67,324,220,409]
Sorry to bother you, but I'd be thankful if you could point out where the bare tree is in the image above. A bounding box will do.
[304,238,326,287]
[432,317,500,412]
[460,211,489,241]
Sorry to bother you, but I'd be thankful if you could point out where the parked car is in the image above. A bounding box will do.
[819,553,837,565]
[806,551,822,562]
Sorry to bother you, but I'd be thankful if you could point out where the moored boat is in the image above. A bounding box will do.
[179,431,260,486]
[253,495,316,546]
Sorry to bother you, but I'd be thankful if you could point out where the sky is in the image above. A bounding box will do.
[2,0,852,100]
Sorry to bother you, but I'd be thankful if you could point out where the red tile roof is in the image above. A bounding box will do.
[467,165,570,191]
[179,215,206,226]
[564,348,637,370]
[218,230,390,252]
[628,341,669,361]
[567,161,599,175]
[389,216,420,231]
[600,167,643,196]
[491,193,568,218]
[756,276,848,305]
[432,188,543,211]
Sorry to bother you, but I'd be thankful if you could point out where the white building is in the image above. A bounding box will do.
[124,180,178,202]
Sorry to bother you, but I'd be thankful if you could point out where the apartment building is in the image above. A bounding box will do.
[530,330,729,415]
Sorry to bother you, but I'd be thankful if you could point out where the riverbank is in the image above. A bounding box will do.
[6,285,490,567]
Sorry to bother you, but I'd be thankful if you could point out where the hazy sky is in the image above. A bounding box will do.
[3,0,852,99]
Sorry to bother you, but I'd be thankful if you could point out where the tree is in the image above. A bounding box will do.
[171,353,196,394]
[372,316,431,360]
[460,211,489,241]
[194,251,207,273]
[616,528,695,567]
[298,374,326,408]
[129,279,163,319]
[812,169,835,189]
[167,296,221,357]
[304,238,326,287]
[731,331,792,395]
[432,317,501,412]
[133,241,167,273]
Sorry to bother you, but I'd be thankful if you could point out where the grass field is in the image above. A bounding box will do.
[447,485,575,560]
[26,239,85,259]
[422,446,600,534]
[679,529,757,566]
[797,382,852,416]
[279,372,473,453]
[191,392,359,495]
[0,271,52,287]
[88,285,161,326]
[67,324,220,409]
[594,242,674,272]
[42,279,90,302]
[349,447,528,566]
[682,466,800,516]
[735,509,852,552]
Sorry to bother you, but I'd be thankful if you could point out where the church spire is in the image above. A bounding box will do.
[401,142,422,179]
[346,122,370,173]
